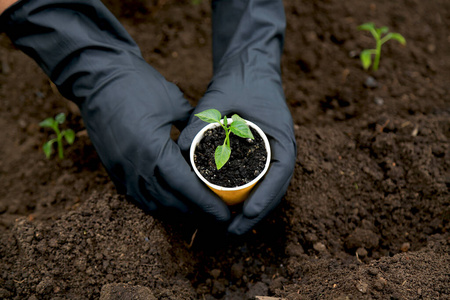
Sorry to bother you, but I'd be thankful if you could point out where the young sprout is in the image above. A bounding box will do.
[39,113,75,160]
[358,22,406,71]
[195,109,254,170]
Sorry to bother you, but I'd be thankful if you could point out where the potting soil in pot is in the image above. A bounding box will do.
[194,126,267,187]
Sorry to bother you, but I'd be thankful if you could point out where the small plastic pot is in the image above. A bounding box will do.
[190,118,271,205]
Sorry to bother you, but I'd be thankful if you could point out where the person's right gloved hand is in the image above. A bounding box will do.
[0,0,230,222]
[178,0,297,235]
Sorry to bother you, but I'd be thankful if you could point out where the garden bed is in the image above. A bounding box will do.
[0,0,448,299]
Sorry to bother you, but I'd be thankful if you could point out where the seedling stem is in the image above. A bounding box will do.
[39,113,75,160]
[358,22,406,71]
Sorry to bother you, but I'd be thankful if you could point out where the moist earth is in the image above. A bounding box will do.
[0,0,449,299]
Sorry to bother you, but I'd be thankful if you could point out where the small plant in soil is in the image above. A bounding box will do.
[39,113,75,160]
[358,22,406,71]
[195,109,254,170]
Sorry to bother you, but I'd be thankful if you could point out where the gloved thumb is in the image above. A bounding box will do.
[177,114,205,153]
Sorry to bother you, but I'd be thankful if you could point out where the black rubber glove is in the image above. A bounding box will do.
[178,0,297,235]
[1,0,230,221]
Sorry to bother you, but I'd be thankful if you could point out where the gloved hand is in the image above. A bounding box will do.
[1,0,230,222]
[178,0,297,235]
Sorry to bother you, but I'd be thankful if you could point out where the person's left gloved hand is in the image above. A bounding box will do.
[178,0,297,235]
[1,0,230,223]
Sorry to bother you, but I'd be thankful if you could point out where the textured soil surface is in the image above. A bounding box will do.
[1,0,449,299]
[194,127,266,187]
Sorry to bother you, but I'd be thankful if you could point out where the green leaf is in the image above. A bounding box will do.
[63,129,75,144]
[39,117,56,128]
[55,113,66,124]
[230,120,254,139]
[360,49,373,70]
[358,22,375,31]
[223,115,228,127]
[377,26,389,35]
[389,33,406,45]
[42,141,54,158]
[215,145,231,170]
[195,109,222,124]
[231,114,245,123]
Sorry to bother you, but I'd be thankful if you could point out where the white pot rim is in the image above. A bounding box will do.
[190,117,271,191]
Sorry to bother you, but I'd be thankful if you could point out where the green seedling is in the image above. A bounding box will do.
[39,113,75,160]
[195,109,254,170]
[358,22,406,71]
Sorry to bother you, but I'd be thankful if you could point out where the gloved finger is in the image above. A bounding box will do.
[227,192,282,235]
[227,213,260,236]
[177,115,207,152]
[116,162,190,214]
[227,150,293,235]
[161,72,195,124]
[242,138,296,218]
[156,140,231,222]
[142,179,190,213]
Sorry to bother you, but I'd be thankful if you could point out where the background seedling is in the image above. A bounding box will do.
[358,22,406,71]
[195,109,254,170]
[39,113,75,160]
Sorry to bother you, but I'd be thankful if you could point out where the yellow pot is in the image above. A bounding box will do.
[190,118,271,205]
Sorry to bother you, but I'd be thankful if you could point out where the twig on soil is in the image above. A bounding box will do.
[376,119,390,133]
[355,251,363,263]
[188,229,198,249]
[400,121,411,128]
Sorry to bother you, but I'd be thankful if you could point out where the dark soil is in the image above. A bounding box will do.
[1,0,449,299]
[194,127,266,187]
